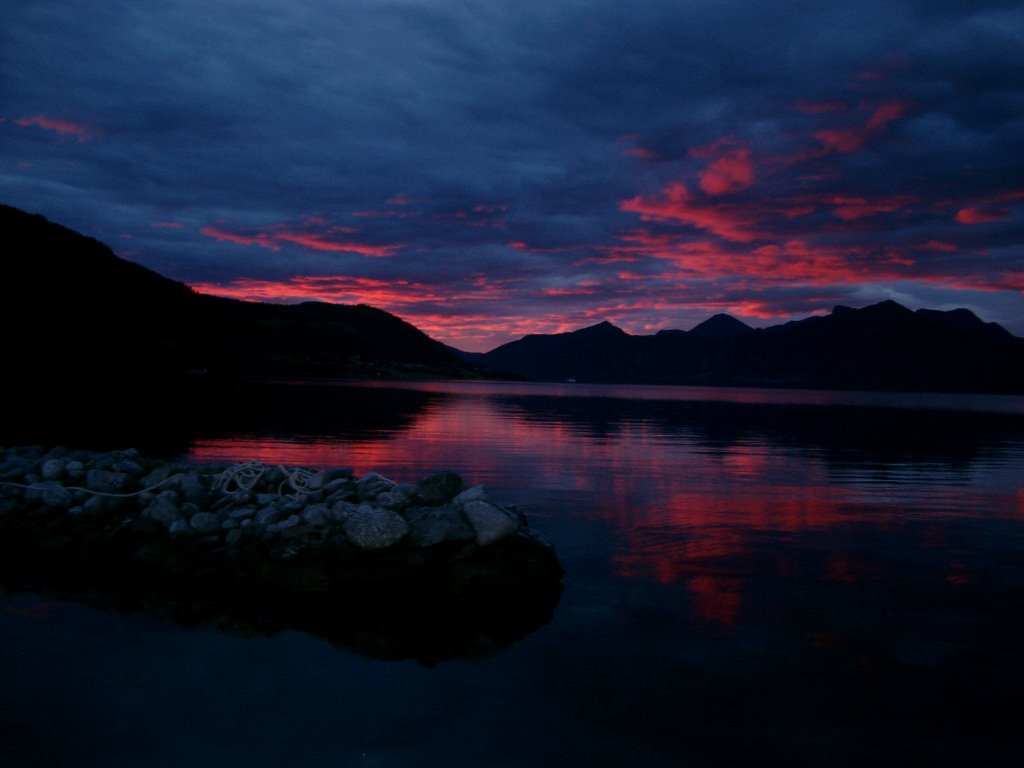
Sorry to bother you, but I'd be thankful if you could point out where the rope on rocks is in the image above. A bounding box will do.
[1,462,322,500]
[211,461,267,493]
[0,474,182,499]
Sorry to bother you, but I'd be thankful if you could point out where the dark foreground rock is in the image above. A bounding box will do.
[0,446,563,665]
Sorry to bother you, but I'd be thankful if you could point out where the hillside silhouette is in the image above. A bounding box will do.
[2,204,465,383]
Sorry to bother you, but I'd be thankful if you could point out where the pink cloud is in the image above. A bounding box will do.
[813,101,907,154]
[830,194,915,221]
[691,139,755,196]
[14,114,94,141]
[200,223,400,257]
[620,183,763,243]
[954,188,1024,225]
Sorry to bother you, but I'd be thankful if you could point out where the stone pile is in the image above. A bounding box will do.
[1,446,564,663]
[0,445,540,557]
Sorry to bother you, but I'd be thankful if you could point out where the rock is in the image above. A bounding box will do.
[178,471,209,506]
[40,459,65,481]
[189,512,221,534]
[404,504,475,548]
[302,504,330,525]
[113,459,144,476]
[139,464,181,490]
[414,471,465,505]
[453,485,490,506]
[168,519,191,536]
[82,495,116,516]
[85,469,132,494]
[356,472,396,502]
[228,507,256,520]
[27,480,72,508]
[329,500,359,522]
[225,528,243,544]
[462,499,520,546]
[276,514,302,530]
[221,518,239,530]
[343,506,409,550]
[322,477,355,498]
[255,507,283,526]
[144,496,183,526]
[375,488,410,511]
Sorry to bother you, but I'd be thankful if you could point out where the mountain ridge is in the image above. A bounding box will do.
[476,301,1024,393]
[1,203,467,382]
[4,202,1023,393]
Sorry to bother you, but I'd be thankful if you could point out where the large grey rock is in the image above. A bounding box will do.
[343,506,409,550]
[144,496,183,526]
[139,464,176,490]
[85,469,132,494]
[462,499,520,546]
[178,471,210,506]
[40,459,65,482]
[404,504,475,548]
[168,519,191,536]
[453,485,490,506]
[275,514,302,531]
[302,504,330,525]
[375,489,410,512]
[189,512,221,534]
[356,472,396,502]
[255,507,284,527]
[26,480,72,508]
[413,471,465,506]
[112,459,144,476]
[329,500,359,523]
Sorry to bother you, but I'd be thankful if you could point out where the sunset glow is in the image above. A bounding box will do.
[3,1,1022,350]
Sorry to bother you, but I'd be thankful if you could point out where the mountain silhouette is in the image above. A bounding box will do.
[479,300,1024,393]
[5,203,1023,394]
[686,313,754,340]
[1,204,465,383]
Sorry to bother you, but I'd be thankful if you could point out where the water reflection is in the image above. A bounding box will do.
[4,378,1024,765]
[184,380,1024,640]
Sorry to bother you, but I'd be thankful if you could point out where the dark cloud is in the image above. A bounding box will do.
[2,0,1022,349]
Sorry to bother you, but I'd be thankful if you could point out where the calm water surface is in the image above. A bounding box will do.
[3,380,1024,767]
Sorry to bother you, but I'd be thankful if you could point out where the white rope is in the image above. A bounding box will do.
[0,474,182,499]
[0,461,322,500]
[211,461,268,493]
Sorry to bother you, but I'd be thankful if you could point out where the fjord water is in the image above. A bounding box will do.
[3,380,1024,767]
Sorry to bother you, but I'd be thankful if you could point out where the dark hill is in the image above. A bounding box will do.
[477,300,1024,393]
[1,204,464,383]
[688,313,754,340]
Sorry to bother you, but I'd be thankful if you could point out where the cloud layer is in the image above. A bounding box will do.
[2,0,1022,349]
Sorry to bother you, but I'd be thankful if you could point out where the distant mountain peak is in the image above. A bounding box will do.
[689,313,753,339]
[571,320,628,338]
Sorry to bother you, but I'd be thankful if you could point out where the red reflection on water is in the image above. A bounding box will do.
[187,382,1023,632]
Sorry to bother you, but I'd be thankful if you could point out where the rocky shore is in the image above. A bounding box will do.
[0,446,563,664]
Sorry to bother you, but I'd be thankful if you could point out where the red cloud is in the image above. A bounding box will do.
[812,101,907,154]
[14,114,94,141]
[830,195,914,221]
[956,207,1011,225]
[620,183,763,243]
[691,139,755,196]
[954,188,1024,225]
[200,224,399,257]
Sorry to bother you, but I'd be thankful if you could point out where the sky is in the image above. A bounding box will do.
[2,0,1023,351]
